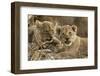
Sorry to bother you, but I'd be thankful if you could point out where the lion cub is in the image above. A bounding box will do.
[54,25,88,59]
[29,20,63,60]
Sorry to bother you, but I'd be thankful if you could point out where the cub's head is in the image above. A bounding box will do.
[56,25,77,46]
[35,20,54,42]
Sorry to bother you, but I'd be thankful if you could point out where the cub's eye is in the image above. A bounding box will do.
[69,32,72,35]
[44,30,48,33]
[62,32,65,35]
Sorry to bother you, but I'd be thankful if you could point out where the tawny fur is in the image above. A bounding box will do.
[53,25,88,59]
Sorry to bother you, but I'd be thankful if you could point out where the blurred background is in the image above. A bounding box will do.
[28,15,88,38]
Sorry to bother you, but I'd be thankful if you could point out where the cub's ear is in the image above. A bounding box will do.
[72,25,77,32]
[35,20,42,28]
[53,22,61,35]
[55,26,61,35]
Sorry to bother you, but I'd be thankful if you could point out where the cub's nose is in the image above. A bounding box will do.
[46,38,52,41]
[66,38,69,41]
[45,36,52,41]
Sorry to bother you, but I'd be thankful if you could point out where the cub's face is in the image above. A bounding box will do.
[36,20,54,42]
[59,25,77,46]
